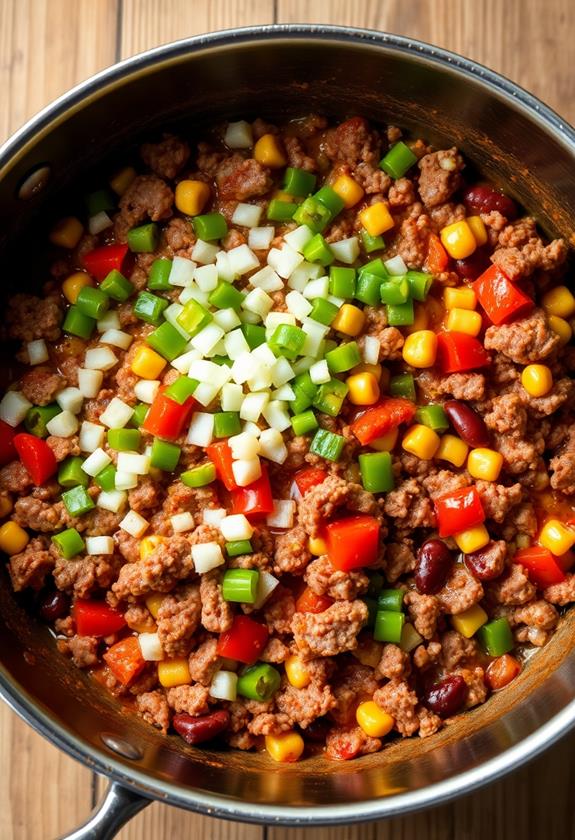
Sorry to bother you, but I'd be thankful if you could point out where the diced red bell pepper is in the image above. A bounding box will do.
[473,264,533,326]
[13,432,57,486]
[207,440,239,491]
[325,515,380,571]
[426,233,449,274]
[514,545,566,588]
[436,331,490,374]
[350,398,416,446]
[103,636,146,686]
[295,586,334,614]
[74,600,127,636]
[557,550,575,572]
[142,388,196,442]
[434,486,485,538]
[294,467,328,496]
[230,465,273,517]
[216,615,269,665]
[83,243,132,282]
[0,420,18,466]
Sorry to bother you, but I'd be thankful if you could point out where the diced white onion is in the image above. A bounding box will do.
[303,276,329,299]
[0,391,32,427]
[79,421,106,453]
[56,387,84,414]
[221,383,244,412]
[300,319,329,357]
[247,364,273,393]
[213,307,241,332]
[46,410,78,438]
[193,382,220,407]
[287,261,322,291]
[170,512,195,533]
[171,350,201,375]
[272,384,295,401]
[242,288,273,319]
[362,335,381,365]
[117,452,150,475]
[285,290,312,321]
[190,323,225,355]
[138,632,164,662]
[164,303,191,338]
[99,329,133,350]
[214,252,234,285]
[97,311,121,332]
[193,263,219,292]
[251,343,277,367]
[203,507,227,526]
[119,509,149,538]
[231,203,262,228]
[188,359,231,388]
[309,359,331,384]
[266,499,296,529]
[258,428,288,464]
[248,226,275,251]
[192,542,225,574]
[85,346,118,371]
[267,243,304,279]
[240,392,269,422]
[192,239,219,265]
[231,457,262,487]
[219,514,254,542]
[85,535,115,555]
[133,379,160,404]
[88,211,113,235]
[81,447,112,477]
[241,421,261,438]
[400,622,424,652]
[265,312,296,334]
[248,266,283,293]
[223,328,250,360]
[186,412,214,447]
[224,120,253,149]
[329,236,360,265]
[284,224,314,253]
[239,309,260,325]
[262,400,291,432]
[26,339,49,365]
[99,398,134,429]
[228,432,260,460]
[97,489,127,513]
[169,256,196,287]
[78,368,103,399]
[291,356,315,375]
[253,571,280,610]
[230,351,254,385]
[385,255,408,276]
[178,287,210,313]
[328,294,345,307]
[115,471,138,490]
[209,670,238,701]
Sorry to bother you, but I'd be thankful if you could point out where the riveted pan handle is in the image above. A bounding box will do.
[56,781,149,840]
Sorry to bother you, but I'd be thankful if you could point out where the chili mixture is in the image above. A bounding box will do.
[0,114,574,763]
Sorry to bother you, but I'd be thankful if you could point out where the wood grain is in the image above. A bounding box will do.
[1,1,575,838]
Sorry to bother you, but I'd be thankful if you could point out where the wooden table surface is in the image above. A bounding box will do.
[1,1,574,837]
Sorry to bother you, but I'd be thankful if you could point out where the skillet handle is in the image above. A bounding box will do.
[56,781,150,840]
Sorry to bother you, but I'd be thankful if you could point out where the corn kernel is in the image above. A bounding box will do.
[254,134,287,168]
[370,427,399,452]
[285,654,311,689]
[356,701,395,738]
[358,202,395,237]
[446,307,482,337]
[451,603,488,638]
[440,220,477,260]
[541,285,575,319]
[0,495,13,518]
[158,658,191,688]
[346,372,380,406]
[308,536,328,556]
[402,330,438,368]
[435,434,469,468]
[521,364,553,397]
[265,731,305,763]
[405,303,429,334]
[331,303,365,337]
[402,424,440,461]
[351,363,382,381]
[466,215,488,246]
[131,346,167,380]
[50,217,84,249]
[0,521,29,555]
[454,524,490,554]
[467,448,504,482]
[548,315,572,346]
[444,286,477,310]
[62,271,93,304]
[145,592,165,619]
[109,166,137,196]
[331,174,365,208]
[273,190,299,203]
[539,519,575,556]
[175,180,211,217]
[140,536,165,560]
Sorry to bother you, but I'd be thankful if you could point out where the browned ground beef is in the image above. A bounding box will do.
[1,113,573,764]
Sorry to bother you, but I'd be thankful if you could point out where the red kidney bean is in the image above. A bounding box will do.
[415,539,454,594]
[173,710,230,745]
[464,542,505,581]
[424,675,468,718]
[463,184,518,220]
[454,247,491,281]
[444,400,490,448]
[39,590,69,623]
